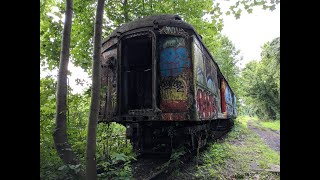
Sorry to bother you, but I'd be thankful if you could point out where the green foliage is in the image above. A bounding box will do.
[239,37,280,120]
[40,0,63,70]
[40,76,135,179]
[40,76,89,179]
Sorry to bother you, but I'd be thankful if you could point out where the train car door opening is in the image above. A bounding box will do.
[120,34,153,114]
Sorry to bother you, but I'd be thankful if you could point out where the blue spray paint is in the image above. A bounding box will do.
[160,46,190,77]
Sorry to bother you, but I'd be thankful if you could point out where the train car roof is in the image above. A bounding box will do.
[102,14,235,96]
[102,14,194,44]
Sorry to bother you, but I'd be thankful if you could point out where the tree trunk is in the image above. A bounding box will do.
[86,0,105,179]
[123,0,129,22]
[53,0,82,172]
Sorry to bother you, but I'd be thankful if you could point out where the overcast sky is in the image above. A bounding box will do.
[220,2,280,69]
[41,2,280,94]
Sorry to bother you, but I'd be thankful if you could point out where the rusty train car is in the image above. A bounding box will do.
[98,14,237,154]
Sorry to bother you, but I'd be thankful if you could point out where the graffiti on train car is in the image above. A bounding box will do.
[196,89,216,119]
[205,57,218,95]
[193,37,219,119]
[225,86,233,115]
[160,77,188,111]
[159,36,190,113]
[160,45,190,77]
[193,39,206,86]
[159,26,189,37]
[161,77,187,100]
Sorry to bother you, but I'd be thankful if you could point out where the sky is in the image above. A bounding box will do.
[41,2,280,94]
[220,2,280,69]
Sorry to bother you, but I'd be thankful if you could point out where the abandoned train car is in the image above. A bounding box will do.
[98,14,237,154]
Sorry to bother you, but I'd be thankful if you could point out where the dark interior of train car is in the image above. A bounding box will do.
[121,35,153,113]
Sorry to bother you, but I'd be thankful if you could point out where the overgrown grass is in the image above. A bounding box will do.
[260,120,280,131]
[193,116,280,179]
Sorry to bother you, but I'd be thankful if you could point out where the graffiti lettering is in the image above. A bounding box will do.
[196,89,216,119]
[161,77,187,101]
[161,77,186,92]
[159,26,189,37]
[161,37,185,49]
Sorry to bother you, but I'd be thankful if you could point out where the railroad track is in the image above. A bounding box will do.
[131,129,230,180]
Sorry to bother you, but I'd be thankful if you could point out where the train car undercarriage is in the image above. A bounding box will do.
[122,119,234,155]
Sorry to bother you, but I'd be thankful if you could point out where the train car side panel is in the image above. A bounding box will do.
[193,36,220,121]
[99,38,118,120]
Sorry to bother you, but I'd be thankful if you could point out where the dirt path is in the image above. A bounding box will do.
[164,118,280,179]
[247,120,280,153]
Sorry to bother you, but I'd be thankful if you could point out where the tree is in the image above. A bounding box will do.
[239,37,280,120]
[53,0,85,178]
[86,0,105,179]
[212,35,241,95]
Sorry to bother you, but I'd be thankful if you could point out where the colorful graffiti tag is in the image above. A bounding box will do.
[160,37,190,77]
[159,36,190,114]
[160,77,188,111]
